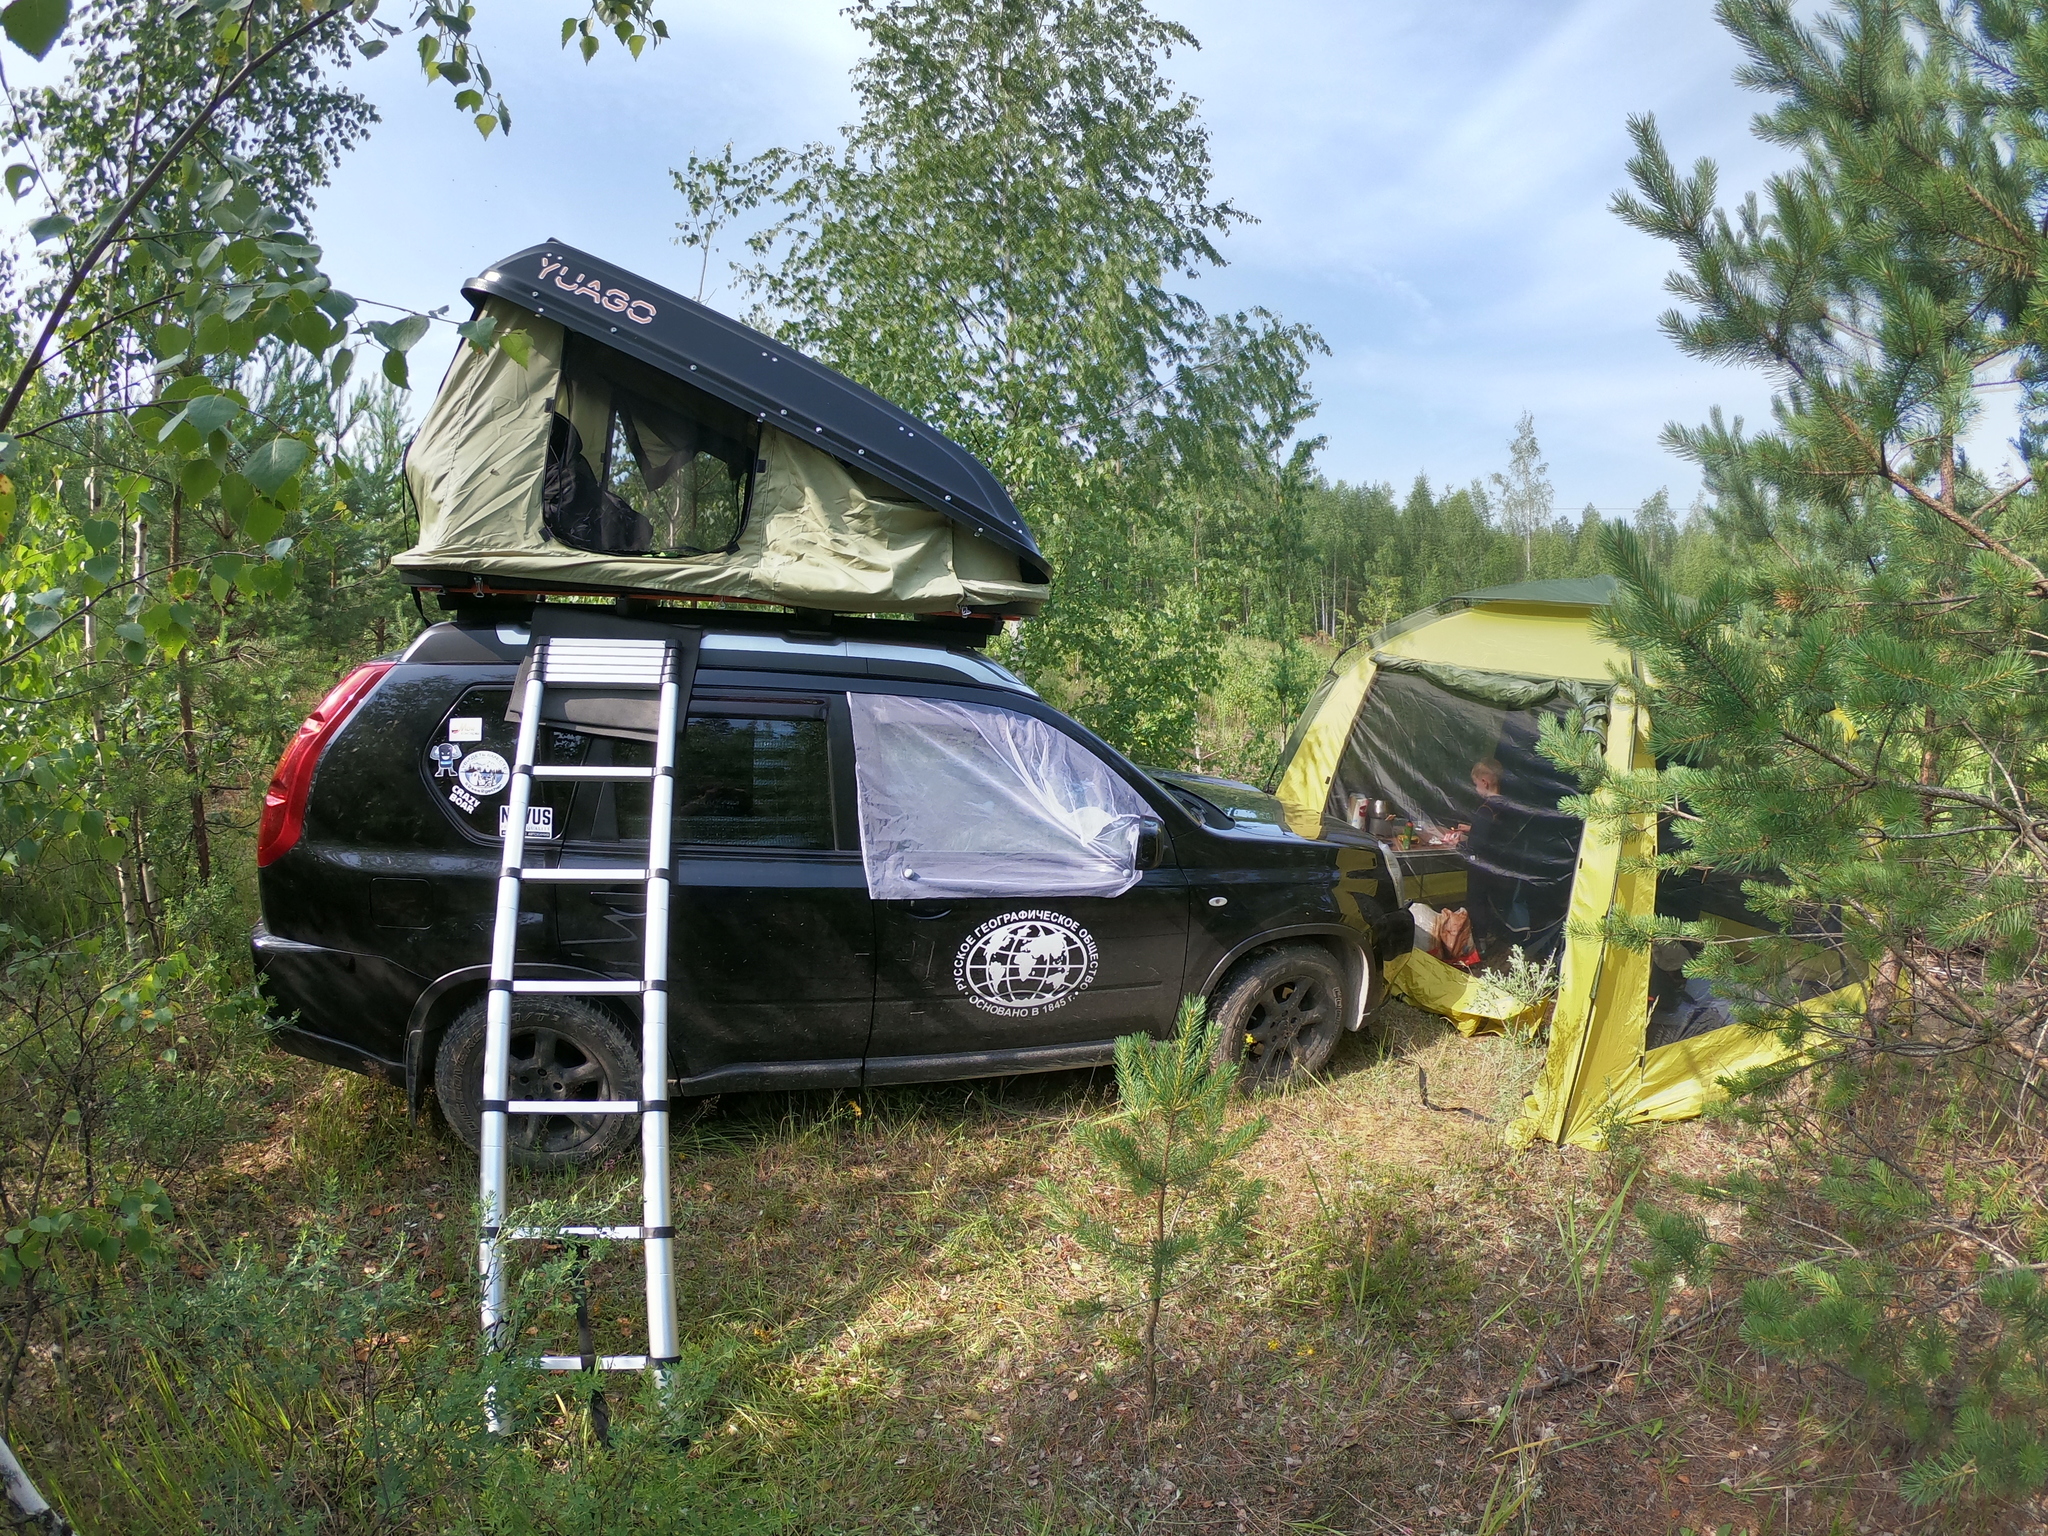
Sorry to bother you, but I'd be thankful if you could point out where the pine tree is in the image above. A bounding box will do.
[1043,999,1269,1419]
[1593,0,2048,1504]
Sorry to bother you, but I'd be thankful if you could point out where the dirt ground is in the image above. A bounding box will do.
[28,998,2048,1534]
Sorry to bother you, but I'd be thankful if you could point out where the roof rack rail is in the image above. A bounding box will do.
[435,594,1007,650]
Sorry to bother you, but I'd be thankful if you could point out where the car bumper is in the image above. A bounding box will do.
[251,922,415,1084]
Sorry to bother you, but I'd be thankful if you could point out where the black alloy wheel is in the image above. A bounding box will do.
[1209,945,1348,1088]
[435,996,641,1170]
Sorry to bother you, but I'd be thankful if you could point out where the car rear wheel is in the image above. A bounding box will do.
[435,997,641,1170]
[1209,945,1347,1088]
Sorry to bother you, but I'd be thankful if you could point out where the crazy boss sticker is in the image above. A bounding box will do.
[954,910,1099,1017]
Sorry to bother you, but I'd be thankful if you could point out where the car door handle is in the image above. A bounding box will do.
[906,901,953,919]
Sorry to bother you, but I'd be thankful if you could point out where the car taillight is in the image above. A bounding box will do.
[256,662,394,868]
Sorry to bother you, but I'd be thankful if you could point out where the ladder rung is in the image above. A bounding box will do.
[510,979,642,995]
[533,1354,650,1372]
[505,1224,646,1241]
[537,640,671,687]
[503,1100,641,1115]
[531,765,655,780]
[517,866,649,883]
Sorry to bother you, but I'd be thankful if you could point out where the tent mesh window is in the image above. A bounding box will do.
[1326,670,1583,969]
[1646,818,1862,1051]
[543,334,761,558]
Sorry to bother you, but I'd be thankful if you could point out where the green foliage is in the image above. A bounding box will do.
[684,4,1744,768]
[1554,1169,1636,1350]
[54,1222,755,1533]
[1488,411,1552,577]
[0,7,672,1519]
[1598,0,2048,1508]
[0,1179,172,1286]
[694,0,1335,765]
[1629,1204,1715,1360]
[2,0,70,61]
[1043,997,1268,1415]
[1741,1253,2048,1506]
[1467,944,1559,1042]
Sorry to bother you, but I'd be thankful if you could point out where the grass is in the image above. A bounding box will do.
[11,999,2027,1533]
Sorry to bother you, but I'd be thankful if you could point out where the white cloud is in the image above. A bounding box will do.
[14,0,1945,514]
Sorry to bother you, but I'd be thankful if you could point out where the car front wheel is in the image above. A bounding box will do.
[435,996,642,1170]
[1209,945,1348,1088]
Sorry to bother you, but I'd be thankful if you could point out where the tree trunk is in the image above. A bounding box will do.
[1145,1183,1165,1421]
[132,802,160,954]
[178,670,210,883]
[85,470,142,949]
[168,485,210,882]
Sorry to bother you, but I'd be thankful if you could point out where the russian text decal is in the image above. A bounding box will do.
[954,910,1099,1017]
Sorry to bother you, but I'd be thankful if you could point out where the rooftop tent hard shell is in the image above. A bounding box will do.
[395,242,1051,615]
[1271,576,1868,1149]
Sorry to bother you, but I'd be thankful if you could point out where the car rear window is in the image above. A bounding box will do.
[425,686,587,844]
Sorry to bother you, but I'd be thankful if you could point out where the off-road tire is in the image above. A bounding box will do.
[435,996,641,1170]
[1210,945,1347,1089]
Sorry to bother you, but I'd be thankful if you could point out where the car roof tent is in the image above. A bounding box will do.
[395,241,1050,617]
[1271,578,1867,1149]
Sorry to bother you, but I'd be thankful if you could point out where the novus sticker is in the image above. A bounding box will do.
[954,910,1099,1017]
[500,804,556,840]
[457,750,510,797]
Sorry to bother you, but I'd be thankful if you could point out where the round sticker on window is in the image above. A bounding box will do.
[954,910,1099,1017]
[457,749,511,797]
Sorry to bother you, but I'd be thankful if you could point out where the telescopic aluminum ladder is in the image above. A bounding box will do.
[478,631,689,1406]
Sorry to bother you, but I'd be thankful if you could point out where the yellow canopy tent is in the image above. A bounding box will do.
[1272,578,1862,1148]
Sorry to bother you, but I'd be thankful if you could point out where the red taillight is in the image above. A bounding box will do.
[256,662,394,868]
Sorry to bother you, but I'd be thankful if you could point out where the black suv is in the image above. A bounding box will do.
[253,605,1397,1165]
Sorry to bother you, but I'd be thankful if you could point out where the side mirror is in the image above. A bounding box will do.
[1134,816,1166,870]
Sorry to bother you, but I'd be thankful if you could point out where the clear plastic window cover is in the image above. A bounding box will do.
[848,693,1148,901]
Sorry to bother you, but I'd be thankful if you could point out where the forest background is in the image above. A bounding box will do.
[0,0,2043,1531]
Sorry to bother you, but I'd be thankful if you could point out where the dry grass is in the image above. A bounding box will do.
[20,999,2046,1534]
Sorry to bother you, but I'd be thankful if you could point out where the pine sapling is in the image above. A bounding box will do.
[1044,997,1270,1419]
[1630,1204,1716,1366]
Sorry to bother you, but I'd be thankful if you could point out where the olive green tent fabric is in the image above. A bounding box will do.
[1369,653,1611,712]
[396,299,1050,615]
[1452,576,1620,608]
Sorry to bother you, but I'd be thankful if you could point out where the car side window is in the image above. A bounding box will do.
[578,705,835,850]
[846,692,1150,900]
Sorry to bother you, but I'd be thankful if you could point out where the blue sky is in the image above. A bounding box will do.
[37,1,1829,511]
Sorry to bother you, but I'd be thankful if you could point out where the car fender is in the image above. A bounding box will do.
[1198,924,1375,1032]
[403,962,634,1116]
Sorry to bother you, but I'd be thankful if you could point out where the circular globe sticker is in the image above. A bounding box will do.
[954,910,1099,1017]
[457,749,511,797]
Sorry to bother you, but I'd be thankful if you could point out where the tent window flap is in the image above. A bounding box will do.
[848,694,1148,901]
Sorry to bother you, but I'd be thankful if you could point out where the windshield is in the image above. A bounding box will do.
[1143,770,1297,840]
